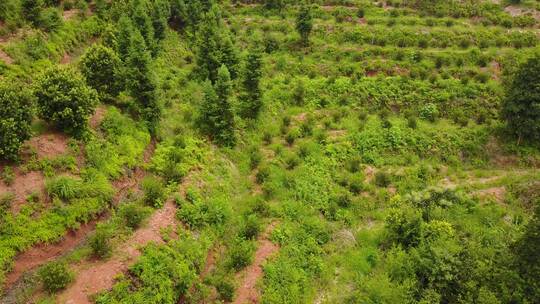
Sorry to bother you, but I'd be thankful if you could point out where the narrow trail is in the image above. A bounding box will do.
[2,142,155,294]
[233,223,279,304]
[57,200,178,304]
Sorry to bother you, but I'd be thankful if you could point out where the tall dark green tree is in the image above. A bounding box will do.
[513,203,540,301]
[265,0,285,12]
[501,53,540,144]
[117,15,135,61]
[21,0,43,26]
[126,30,160,134]
[132,1,156,56]
[240,48,263,119]
[151,0,170,41]
[199,65,236,146]
[195,6,239,83]
[295,4,313,46]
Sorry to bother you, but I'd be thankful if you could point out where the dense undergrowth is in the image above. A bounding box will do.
[0,0,539,303]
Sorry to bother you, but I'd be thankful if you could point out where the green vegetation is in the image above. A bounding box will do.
[0,0,539,303]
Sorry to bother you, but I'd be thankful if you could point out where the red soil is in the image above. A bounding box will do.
[0,169,45,214]
[57,200,178,304]
[2,142,155,294]
[89,106,107,129]
[0,49,13,64]
[26,132,69,159]
[4,220,99,289]
[233,223,279,304]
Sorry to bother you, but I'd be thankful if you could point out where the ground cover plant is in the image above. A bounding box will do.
[0,0,539,303]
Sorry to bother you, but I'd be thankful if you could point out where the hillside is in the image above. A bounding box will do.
[0,0,539,303]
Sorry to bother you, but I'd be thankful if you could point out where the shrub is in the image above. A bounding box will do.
[34,67,98,137]
[228,239,254,271]
[38,7,62,32]
[374,172,391,187]
[240,214,261,240]
[142,176,166,208]
[90,228,112,259]
[79,44,121,101]
[39,261,73,293]
[215,277,235,302]
[45,176,82,201]
[349,175,364,194]
[119,203,149,229]
[0,82,34,161]
[419,103,439,122]
[2,167,15,185]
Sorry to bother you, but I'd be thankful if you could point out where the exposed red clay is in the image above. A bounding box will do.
[233,223,279,304]
[4,220,99,289]
[57,200,178,304]
[26,132,69,159]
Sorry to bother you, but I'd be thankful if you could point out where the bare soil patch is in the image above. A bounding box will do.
[0,169,45,214]
[4,220,99,289]
[62,9,79,21]
[233,222,279,304]
[57,200,178,304]
[89,106,107,129]
[60,52,72,64]
[0,49,13,64]
[26,132,69,159]
[475,186,507,204]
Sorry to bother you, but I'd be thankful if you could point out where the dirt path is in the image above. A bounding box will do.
[57,200,178,304]
[3,220,99,289]
[1,142,155,293]
[233,223,279,304]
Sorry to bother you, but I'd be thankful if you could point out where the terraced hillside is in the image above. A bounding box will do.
[0,0,539,303]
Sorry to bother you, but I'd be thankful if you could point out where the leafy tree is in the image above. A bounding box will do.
[240,48,263,119]
[126,30,161,133]
[21,0,43,26]
[151,0,170,41]
[195,6,239,83]
[79,44,122,101]
[295,4,313,46]
[116,15,135,61]
[199,65,236,146]
[502,53,540,144]
[513,203,540,301]
[265,0,285,12]
[385,206,423,248]
[34,67,98,137]
[0,82,34,161]
[132,1,155,56]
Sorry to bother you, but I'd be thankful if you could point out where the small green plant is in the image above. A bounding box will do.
[38,261,73,293]
[90,228,112,259]
[227,239,254,271]
[120,203,149,229]
[215,276,235,302]
[374,172,391,187]
[2,167,15,186]
[45,176,81,201]
[142,176,166,208]
[240,214,261,240]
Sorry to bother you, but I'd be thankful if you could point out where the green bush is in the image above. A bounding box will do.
[1,167,15,186]
[90,228,112,259]
[38,261,73,293]
[142,176,166,208]
[34,67,98,137]
[0,82,34,161]
[374,171,391,187]
[240,214,261,240]
[45,176,82,201]
[227,238,254,271]
[119,203,150,229]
